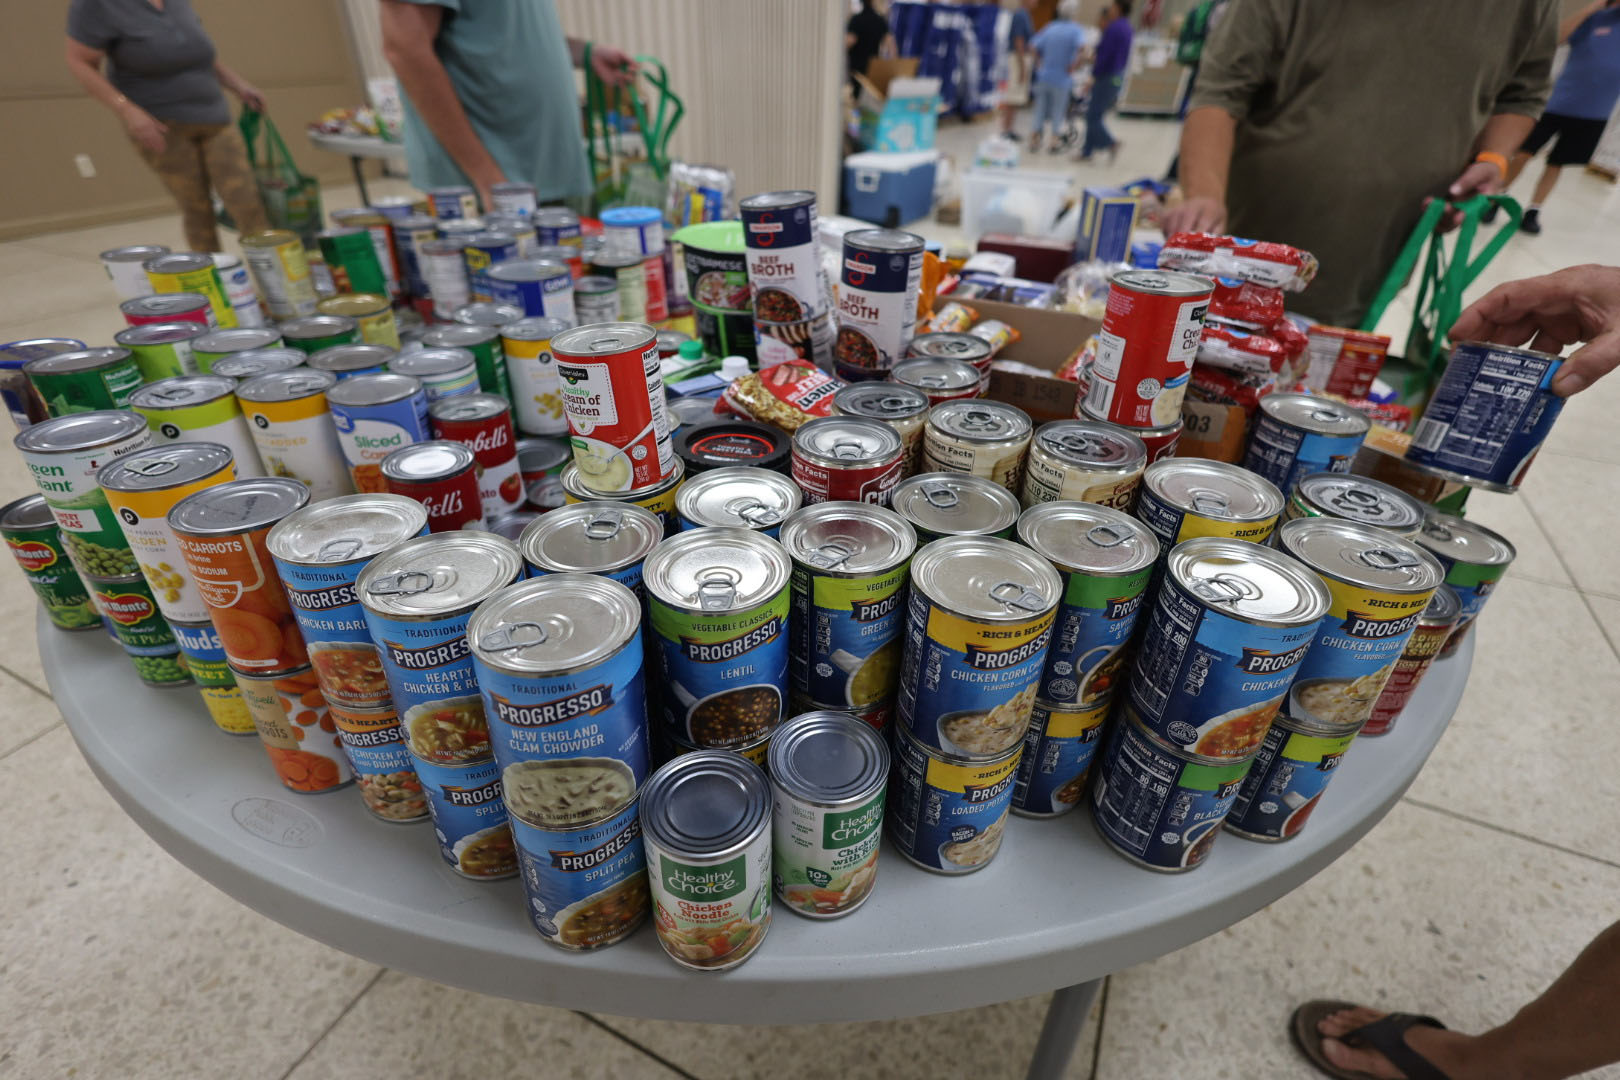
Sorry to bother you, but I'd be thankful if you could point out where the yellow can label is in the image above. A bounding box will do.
[102,465,236,623]
[923,748,1020,795]
[1176,512,1279,545]
[147,266,237,328]
[244,391,329,425]
[1041,701,1110,739]
[1286,574,1436,729]
[356,309,401,348]
[200,685,256,735]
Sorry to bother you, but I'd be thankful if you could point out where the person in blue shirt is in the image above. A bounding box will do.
[998,0,1037,139]
[1499,0,1620,233]
[1079,1,1134,163]
[1027,0,1088,153]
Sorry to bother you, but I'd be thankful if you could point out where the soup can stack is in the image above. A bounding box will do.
[1011,502,1157,818]
[740,190,835,370]
[357,532,524,878]
[600,206,668,323]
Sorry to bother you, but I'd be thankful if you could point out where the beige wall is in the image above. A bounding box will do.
[0,0,365,240]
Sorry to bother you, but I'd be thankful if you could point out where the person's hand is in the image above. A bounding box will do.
[589,45,637,88]
[1429,160,1505,232]
[1162,195,1226,237]
[233,81,266,112]
[1450,263,1620,396]
[121,105,168,154]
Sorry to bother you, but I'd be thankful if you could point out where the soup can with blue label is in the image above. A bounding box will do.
[508,786,648,950]
[1414,511,1515,658]
[676,467,802,538]
[1223,713,1358,843]
[887,724,1020,874]
[327,702,429,823]
[1240,393,1369,497]
[411,754,518,878]
[487,259,575,325]
[1405,341,1565,492]
[518,501,662,594]
[1012,699,1110,818]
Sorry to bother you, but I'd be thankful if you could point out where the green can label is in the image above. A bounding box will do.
[28,361,143,416]
[90,575,176,653]
[647,841,772,970]
[467,339,512,400]
[2,527,97,630]
[319,231,388,296]
[126,341,196,382]
[285,327,361,356]
[788,562,909,708]
[772,787,884,917]
[20,431,152,578]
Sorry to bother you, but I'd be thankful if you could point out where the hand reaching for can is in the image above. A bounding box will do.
[1161,195,1226,237]
[1450,263,1620,397]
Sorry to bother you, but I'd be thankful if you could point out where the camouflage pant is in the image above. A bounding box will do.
[134,122,269,253]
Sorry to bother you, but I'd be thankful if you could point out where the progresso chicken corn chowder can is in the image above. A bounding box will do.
[1134,458,1284,559]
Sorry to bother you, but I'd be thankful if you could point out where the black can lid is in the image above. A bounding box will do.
[673,419,791,474]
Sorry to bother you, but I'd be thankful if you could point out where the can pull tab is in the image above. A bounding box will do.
[921,483,959,509]
[829,437,868,460]
[478,620,547,653]
[990,580,1046,612]
[125,456,180,477]
[584,509,623,540]
[807,541,855,570]
[875,394,913,414]
[1049,431,1101,458]
[695,567,740,610]
[1186,486,1232,514]
[1310,407,1346,425]
[916,374,947,388]
[1421,518,1454,542]
[959,409,998,432]
[1330,488,1381,513]
[317,536,364,562]
[365,569,441,597]
[732,499,780,527]
[1190,572,1260,605]
[1359,546,1421,572]
[150,386,195,405]
[1086,523,1129,548]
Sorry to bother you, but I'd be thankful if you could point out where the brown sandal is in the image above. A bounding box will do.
[1290,1000,1453,1080]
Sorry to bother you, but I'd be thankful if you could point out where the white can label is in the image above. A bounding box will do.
[771,788,884,917]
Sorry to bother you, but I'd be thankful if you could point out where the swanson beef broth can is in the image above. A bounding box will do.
[0,494,99,631]
[790,416,904,507]
[897,535,1060,760]
[768,711,889,918]
[381,440,484,532]
[1240,393,1370,497]
[1082,270,1213,428]
[101,244,168,300]
[780,502,916,710]
[145,252,236,328]
[121,292,214,329]
[553,322,675,493]
[833,228,925,383]
[889,472,1020,544]
[887,724,1020,874]
[23,348,143,416]
[389,346,480,403]
[831,383,929,476]
[1414,511,1516,658]
[327,373,431,492]
[519,502,662,592]
[1362,586,1462,736]
[920,400,1034,493]
[114,322,208,381]
[15,410,153,579]
[234,369,356,501]
[1012,699,1110,817]
[740,190,833,368]
[675,467,801,537]
[430,392,525,519]
[1133,458,1284,560]
[1020,419,1149,511]
[129,375,266,478]
[500,317,572,437]
[240,229,319,319]
[1284,472,1426,538]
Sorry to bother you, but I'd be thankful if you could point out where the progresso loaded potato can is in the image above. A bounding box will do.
[1133,458,1284,560]
[896,535,1061,759]
[644,528,791,750]
[1128,537,1328,761]
[552,322,675,493]
[1239,393,1370,497]
[1405,341,1565,492]
[887,723,1021,874]
[832,228,926,383]
[640,751,774,971]
[1012,699,1110,817]
[519,501,662,593]
[1283,472,1426,539]
[780,501,916,710]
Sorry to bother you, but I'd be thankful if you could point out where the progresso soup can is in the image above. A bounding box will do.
[1012,699,1110,817]
[519,501,662,592]
[644,528,790,750]
[1413,511,1515,658]
[1283,472,1426,538]
[1020,419,1148,511]
[508,792,648,950]
[675,466,802,537]
[128,374,265,479]
[887,724,1020,874]
[889,472,1019,544]
[896,535,1060,759]
[1222,711,1359,843]
[1240,392,1370,497]
[1134,458,1284,559]
[1362,586,1462,737]
[325,702,430,823]
[410,754,519,879]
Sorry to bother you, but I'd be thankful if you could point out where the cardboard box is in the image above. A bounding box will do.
[971,297,1100,423]
[976,233,1077,284]
[1076,187,1140,264]
[855,71,940,153]
[1178,399,1248,462]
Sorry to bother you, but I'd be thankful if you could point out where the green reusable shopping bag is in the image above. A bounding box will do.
[584,45,684,212]
[233,108,325,245]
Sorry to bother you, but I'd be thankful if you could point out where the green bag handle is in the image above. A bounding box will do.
[584,44,684,190]
[237,107,304,178]
[1358,193,1521,336]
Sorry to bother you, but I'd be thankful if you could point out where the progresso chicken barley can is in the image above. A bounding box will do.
[887,724,1020,874]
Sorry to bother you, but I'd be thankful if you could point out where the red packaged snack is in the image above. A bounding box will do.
[1188,363,1276,414]
[1207,277,1285,327]
[1158,232,1318,292]
[1196,320,1289,375]
[719,360,845,432]
[1302,325,1390,399]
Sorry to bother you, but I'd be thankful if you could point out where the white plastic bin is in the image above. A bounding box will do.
[959,169,1075,244]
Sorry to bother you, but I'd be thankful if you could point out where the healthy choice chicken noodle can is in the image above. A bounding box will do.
[768,712,889,918]
[266,494,430,709]
[645,528,791,750]
[1223,713,1358,843]
[781,502,916,709]
[468,574,650,784]
[15,410,153,579]
[833,229,925,382]
[1020,420,1148,511]
[411,755,519,879]
[1274,518,1443,731]
[1240,393,1370,497]
[1128,537,1328,761]
[357,532,524,764]
[1017,502,1157,708]
[897,535,1061,759]
[509,795,648,950]
[1134,458,1284,556]
[641,751,773,971]
[1013,700,1110,817]
[553,322,675,492]
[887,724,1020,874]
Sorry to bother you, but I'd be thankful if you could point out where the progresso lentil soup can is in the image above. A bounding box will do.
[889,472,1019,543]
[780,501,915,710]
[887,724,1020,874]
[644,528,790,749]
[896,535,1060,759]
[1012,699,1110,817]
[640,751,774,971]
[508,793,649,950]
[1240,392,1370,497]
[1222,712,1358,843]
[1127,537,1328,761]
[411,754,519,879]
[1283,472,1425,538]
[0,494,99,630]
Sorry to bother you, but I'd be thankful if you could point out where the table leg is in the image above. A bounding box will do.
[1025,978,1103,1080]
[350,155,370,206]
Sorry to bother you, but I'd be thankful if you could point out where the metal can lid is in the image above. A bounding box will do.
[643,527,790,613]
[601,206,663,227]
[908,332,994,364]
[22,347,132,375]
[280,315,358,340]
[488,259,571,284]
[356,531,522,618]
[143,252,212,274]
[429,392,508,424]
[266,493,429,565]
[890,472,1020,537]
[1293,472,1425,532]
[792,416,901,468]
[500,316,573,342]
[389,347,477,377]
[516,436,570,471]
[1414,510,1517,568]
[419,238,468,256]
[533,206,580,225]
[316,294,390,318]
[1031,419,1147,470]
[465,229,516,246]
[574,275,617,295]
[586,248,645,270]
[420,323,500,348]
[240,229,301,247]
[0,337,83,363]
[768,711,889,807]
[467,573,640,674]
[380,440,474,484]
[639,751,772,862]
[451,303,524,328]
[194,328,282,354]
[0,493,53,531]
[101,244,169,263]
[779,501,916,575]
[1110,268,1215,297]
[740,190,816,212]
[832,382,928,421]
[1277,517,1444,593]
[98,441,233,493]
[1143,459,1283,522]
[326,372,422,408]
[909,535,1061,620]
[1166,536,1330,627]
[14,409,149,454]
[656,330,693,352]
[1016,501,1158,576]
[551,322,657,358]
[673,419,791,473]
[428,184,474,195]
[114,322,208,346]
[491,180,536,195]
[891,357,981,392]
[307,344,396,374]
[1420,584,1462,625]
[845,227,926,256]
[1258,392,1371,436]
[168,477,310,536]
[235,368,336,403]
[519,501,661,573]
[436,218,485,236]
[128,373,236,411]
[394,212,438,230]
[676,467,802,530]
[487,510,537,541]
[120,294,210,317]
[927,400,1033,443]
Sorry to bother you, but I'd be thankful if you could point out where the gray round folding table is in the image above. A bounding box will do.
[42,611,1473,1080]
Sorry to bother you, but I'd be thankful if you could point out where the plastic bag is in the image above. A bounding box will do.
[231,109,324,245]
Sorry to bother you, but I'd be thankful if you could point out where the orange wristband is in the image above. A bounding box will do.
[1475,151,1509,175]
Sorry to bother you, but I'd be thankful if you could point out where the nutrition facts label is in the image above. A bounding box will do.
[1128,582,1201,721]
[1094,726,1178,856]
[1409,346,1560,472]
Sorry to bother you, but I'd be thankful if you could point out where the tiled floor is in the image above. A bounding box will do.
[4,110,1620,1079]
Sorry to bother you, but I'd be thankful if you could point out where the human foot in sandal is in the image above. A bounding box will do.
[1291,1000,1484,1079]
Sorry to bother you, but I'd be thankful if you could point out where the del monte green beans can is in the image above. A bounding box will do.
[0,494,98,630]
[15,410,152,578]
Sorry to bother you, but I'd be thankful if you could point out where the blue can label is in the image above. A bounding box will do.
[536,221,582,247]
[411,755,517,877]
[488,272,575,325]
[1224,721,1356,840]
[1406,343,1564,489]
[277,551,422,710]
[463,239,518,301]
[510,801,649,949]
[1040,567,1151,706]
[886,730,1019,873]
[788,561,910,708]
[1127,572,1315,759]
[363,608,492,764]
[896,591,1054,758]
[1012,701,1109,816]
[525,559,645,596]
[170,619,236,688]
[473,636,651,784]
[648,591,790,748]
[330,705,429,822]
[1241,414,1363,497]
[1091,718,1252,869]
[328,392,432,492]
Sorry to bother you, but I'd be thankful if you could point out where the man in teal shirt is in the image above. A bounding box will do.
[380,0,634,210]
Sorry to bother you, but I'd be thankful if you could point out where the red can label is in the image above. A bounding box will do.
[557,339,675,491]
[433,410,525,519]
[1361,620,1453,736]
[791,450,903,506]
[642,255,669,323]
[1136,419,1183,463]
[386,467,483,532]
[1303,326,1390,399]
[1084,279,1210,426]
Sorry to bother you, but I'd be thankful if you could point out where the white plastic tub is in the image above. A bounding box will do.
[959,169,1075,244]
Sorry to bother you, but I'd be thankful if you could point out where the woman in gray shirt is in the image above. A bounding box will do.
[65,0,269,252]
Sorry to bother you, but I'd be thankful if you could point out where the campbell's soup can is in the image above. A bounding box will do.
[429,392,525,519]
[381,440,484,531]
[327,372,432,493]
[790,416,903,506]
[552,322,674,493]
[834,229,925,383]
[1081,270,1213,428]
